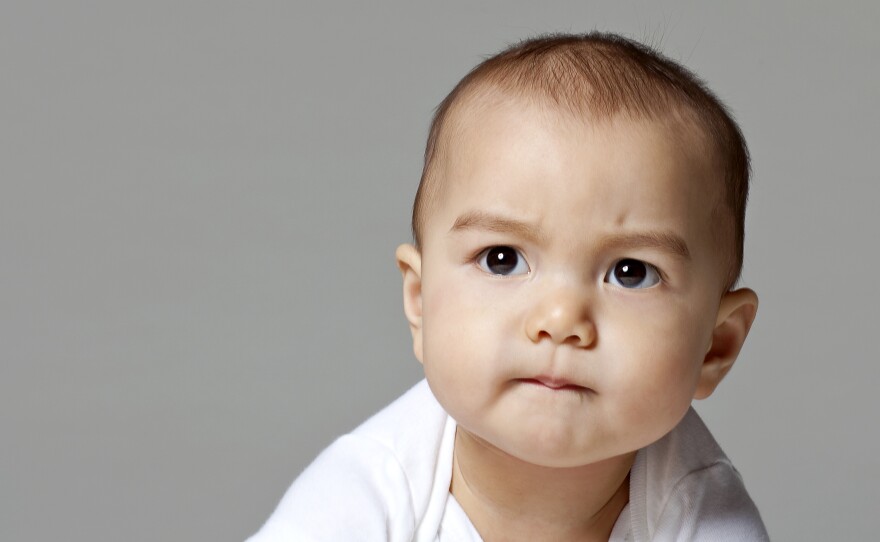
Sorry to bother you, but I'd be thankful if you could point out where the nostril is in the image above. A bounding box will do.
[565,333,589,347]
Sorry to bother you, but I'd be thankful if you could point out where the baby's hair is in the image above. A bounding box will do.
[411,32,749,291]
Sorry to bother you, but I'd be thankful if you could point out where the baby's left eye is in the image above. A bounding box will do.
[605,259,661,289]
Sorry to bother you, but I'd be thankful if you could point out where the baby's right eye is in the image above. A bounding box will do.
[476,246,530,276]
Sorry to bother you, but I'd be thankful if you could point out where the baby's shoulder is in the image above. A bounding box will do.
[247,380,453,541]
[630,409,769,541]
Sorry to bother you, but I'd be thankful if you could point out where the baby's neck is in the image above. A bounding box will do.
[450,428,634,542]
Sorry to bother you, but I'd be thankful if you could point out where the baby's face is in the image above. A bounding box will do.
[405,97,733,468]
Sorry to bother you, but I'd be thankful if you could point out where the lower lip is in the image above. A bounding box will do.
[517,379,591,393]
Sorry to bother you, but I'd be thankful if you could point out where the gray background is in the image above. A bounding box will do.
[2,1,877,540]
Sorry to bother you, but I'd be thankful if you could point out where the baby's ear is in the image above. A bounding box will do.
[395,244,424,364]
[694,288,759,400]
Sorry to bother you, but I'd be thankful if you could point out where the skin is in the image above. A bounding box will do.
[396,94,758,541]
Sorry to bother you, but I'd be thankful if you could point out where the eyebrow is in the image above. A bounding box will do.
[450,211,548,244]
[449,210,691,260]
[596,231,691,260]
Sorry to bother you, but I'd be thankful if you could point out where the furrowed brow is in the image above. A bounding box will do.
[449,211,690,260]
[598,231,691,260]
[449,211,547,244]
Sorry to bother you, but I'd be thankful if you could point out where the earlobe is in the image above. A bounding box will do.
[694,288,759,400]
[395,243,424,364]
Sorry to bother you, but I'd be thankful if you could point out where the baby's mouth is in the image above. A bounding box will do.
[517,376,591,392]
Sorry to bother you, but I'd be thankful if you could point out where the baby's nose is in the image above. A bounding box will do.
[524,290,596,348]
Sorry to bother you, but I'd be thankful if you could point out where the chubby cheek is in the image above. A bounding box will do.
[420,272,505,415]
[603,301,709,435]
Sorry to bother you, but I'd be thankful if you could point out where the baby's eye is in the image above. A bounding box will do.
[605,258,661,289]
[477,246,530,276]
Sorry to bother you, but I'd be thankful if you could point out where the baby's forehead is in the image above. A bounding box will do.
[431,95,728,247]
[441,89,719,184]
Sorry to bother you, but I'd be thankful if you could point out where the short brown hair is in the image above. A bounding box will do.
[411,32,750,291]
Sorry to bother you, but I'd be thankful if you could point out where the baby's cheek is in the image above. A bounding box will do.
[423,268,481,317]
[605,314,702,404]
[422,283,474,368]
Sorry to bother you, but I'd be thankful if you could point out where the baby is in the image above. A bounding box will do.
[249,32,769,541]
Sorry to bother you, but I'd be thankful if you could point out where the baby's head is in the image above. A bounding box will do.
[396,33,759,468]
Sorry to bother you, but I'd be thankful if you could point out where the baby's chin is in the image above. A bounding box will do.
[458,423,631,470]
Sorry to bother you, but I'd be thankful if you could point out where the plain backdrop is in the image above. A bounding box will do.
[2,1,878,540]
